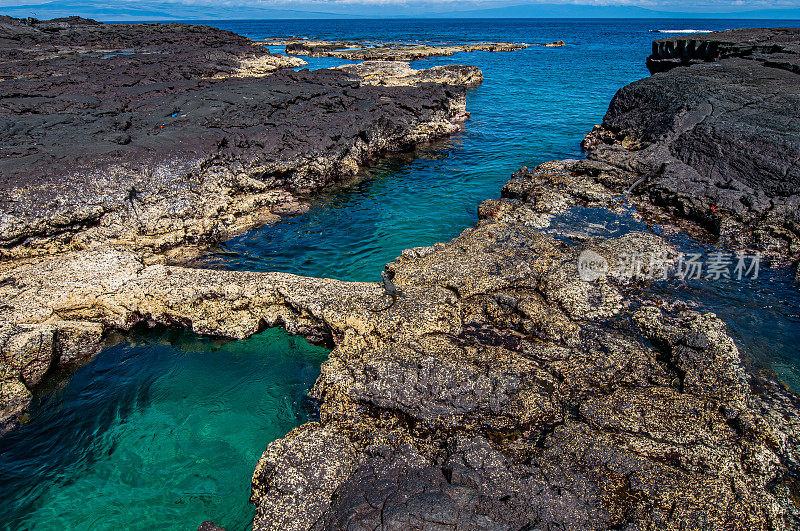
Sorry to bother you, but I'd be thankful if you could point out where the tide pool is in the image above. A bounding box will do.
[2,18,798,530]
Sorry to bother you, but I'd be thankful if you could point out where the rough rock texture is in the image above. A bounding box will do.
[0,17,478,263]
[0,15,305,78]
[583,28,800,261]
[3,162,798,528]
[0,247,377,431]
[646,27,800,74]
[284,40,527,61]
[2,22,799,530]
[248,160,800,530]
[336,61,483,88]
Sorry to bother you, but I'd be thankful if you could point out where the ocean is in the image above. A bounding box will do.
[2,18,799,530]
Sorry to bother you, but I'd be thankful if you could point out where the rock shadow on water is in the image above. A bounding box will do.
[0,325,329,530]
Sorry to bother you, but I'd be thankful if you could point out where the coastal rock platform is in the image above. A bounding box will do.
[3,161,798,529]
[282,40,528,61]
[0,17,479,263]
[0,20,798,531]
[583,28,800,262]
[336,61,483,87]
[247,160,800,530]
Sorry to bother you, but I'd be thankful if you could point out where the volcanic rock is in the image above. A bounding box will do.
[584,28,800,261]
[285,40,527,61]
[0,17,479,263]
[336,61,483,87]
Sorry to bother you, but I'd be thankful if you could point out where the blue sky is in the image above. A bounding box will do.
[6,0,800,8]
[3,0,800,19]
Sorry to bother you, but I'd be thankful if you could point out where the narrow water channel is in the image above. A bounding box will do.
[2,18,797,531]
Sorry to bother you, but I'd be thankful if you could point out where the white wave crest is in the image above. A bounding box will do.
[651,29,715,34]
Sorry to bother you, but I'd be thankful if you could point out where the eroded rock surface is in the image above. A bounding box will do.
[0,17,478,263]
[646,27,800,74]
[336,61,483,88]
[1,22,798,531]
[583,28,800,261]
[0,246,377,430]
[248,161,800,530]
[284,40,527,61]
[3,162,797,528]
[2,160,797,528]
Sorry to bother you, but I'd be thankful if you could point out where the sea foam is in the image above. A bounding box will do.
[651,29,715,34]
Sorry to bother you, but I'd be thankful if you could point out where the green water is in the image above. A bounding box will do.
[1,328,328,530]
[3,17,799,531]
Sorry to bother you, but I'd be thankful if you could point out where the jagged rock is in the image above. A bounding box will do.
[0,15,303,76]
[544,40,565,47]
[245,160,800,529]
[284,40,527,61]
[282,40,362,56]
[0,246,376,432]
[646,28,800,74]
[0,17,480,263]
[583,28,800,261]
[336,61,483,88]
[2,161,797,528]
[0,21,798,531]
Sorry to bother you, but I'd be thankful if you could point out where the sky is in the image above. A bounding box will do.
[5,0,800,9]
[2,0,800,19]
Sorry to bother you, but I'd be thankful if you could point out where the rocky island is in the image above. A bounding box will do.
[268,39,530,61]
[1,20,799,531]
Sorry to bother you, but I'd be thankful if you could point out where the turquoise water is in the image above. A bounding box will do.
[2,18,799,530]
[1,328,328,530]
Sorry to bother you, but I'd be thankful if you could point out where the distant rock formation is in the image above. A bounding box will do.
[283,40,528,61]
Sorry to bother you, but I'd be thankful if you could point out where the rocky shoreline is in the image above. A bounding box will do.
[265,39,530,61]
[249,161,800,529]
[0,17,483,428]
[245,28,800,529]
[0,17,479,264]
[0,21,799,530]
[582,28,800,264]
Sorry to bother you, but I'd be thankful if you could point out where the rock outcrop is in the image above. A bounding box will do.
[284,40,527,61]
[646,28,800,74]
[0,17,479,263]
[583,28,800,261]
[336,61,483,88]
[3,162,798,529]
[0,246,376,431]
[248,161,800,530]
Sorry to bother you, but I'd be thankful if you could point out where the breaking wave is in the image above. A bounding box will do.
[651,29,715,34]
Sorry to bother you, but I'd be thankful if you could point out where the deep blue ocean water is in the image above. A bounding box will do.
[2,18,799,530]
